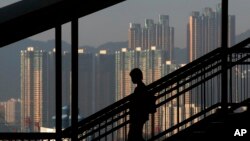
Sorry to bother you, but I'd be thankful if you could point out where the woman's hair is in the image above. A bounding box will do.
[130,68,143,80]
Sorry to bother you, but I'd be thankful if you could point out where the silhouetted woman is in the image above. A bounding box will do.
[128,68,149,141]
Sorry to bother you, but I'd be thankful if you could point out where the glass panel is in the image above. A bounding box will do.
[23,30,56,133]
[61,22,72,129]
[0,41,22,132]
[0,29,56,133]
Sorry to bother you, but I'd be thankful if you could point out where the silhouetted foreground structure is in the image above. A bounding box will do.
[0,0,250,141]
[0,0,125,140]
[62,38,250,141]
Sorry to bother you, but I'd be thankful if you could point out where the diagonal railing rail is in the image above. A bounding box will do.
[62,38,250,141]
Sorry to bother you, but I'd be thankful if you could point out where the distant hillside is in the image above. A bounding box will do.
[97,41,128,54]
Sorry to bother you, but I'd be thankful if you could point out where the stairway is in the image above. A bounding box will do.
[61,38,250,141]
[164,102,250,141]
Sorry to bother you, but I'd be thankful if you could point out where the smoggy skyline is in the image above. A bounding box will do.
[1,0,250,48]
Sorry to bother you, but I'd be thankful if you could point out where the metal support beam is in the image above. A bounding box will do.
[221,0,228,112]
[0,0,126,48]
[71,18,79,141]
[55,25,62,141]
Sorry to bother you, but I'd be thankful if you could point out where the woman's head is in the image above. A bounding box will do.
[130,68,143,84]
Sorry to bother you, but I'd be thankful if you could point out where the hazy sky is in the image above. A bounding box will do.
[1,0,250,48]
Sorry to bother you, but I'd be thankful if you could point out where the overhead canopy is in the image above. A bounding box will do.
[0,0,125,47]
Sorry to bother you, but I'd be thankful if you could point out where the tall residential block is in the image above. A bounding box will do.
[21,47,48,132]
[115,46,167,101]
[128,15,175,62]
[21,47,56,131]
[115,47,174,139]
[128,23,141,50]
[4,98,21,126]
[78,50,95,117]
[95,50,116,112]
[62,49,116,118]
[187,4,236,62]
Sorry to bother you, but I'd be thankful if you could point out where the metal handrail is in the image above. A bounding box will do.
[62,38,250,140]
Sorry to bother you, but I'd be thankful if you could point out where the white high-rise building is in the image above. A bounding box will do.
[5,98,20,125]
[21,47,48,132]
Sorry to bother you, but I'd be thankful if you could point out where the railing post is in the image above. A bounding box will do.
[177,81,180,132]
[71,18,79,141]
[221,0,228,112]
[70,1,79,140]
[151,112,155,138]
[229,53,233,103]
[55,25,62,141]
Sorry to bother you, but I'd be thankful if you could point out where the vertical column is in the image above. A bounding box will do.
[55,25,62,141]
[221,0,228,111]
[71,18,79,141]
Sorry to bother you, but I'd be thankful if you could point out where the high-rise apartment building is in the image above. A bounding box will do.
[115,46,183,101]
[115,47,173,139]
[144,19,156,50]
[116,47,166,101]
[187,4,236,62]
[46,50,56,128]
[95,50,116,111]
[187,11,202,62]
[228,15,236,46]
[59,49,96,118]
[21,47,57,131]
[78,50,95,117]
[115,48,135,101]
[4,98,20,125]
[62,49,116,118]
[21,47,48,132]
[21,47,117,131]
[128,15,175,61]
[156,15,174,61]
[62,51,71,110]
[187,4,236,109]
[128,23,141,50]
